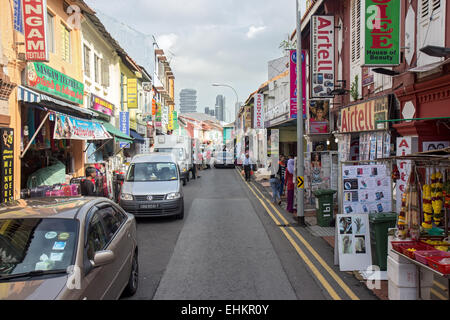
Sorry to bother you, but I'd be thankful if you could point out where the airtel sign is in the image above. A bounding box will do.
[22,0,49,61]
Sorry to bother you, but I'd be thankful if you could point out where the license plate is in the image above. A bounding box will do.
[140,204,159,209]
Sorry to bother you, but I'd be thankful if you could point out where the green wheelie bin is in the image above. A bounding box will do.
[313,189,336,227]
[369,212,398,271]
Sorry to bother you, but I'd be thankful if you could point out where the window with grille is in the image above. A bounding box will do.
[47,12,55,53]
[61,24,71,62]
[83,45,91,77]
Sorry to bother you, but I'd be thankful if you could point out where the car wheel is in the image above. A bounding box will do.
[123,251,138,297]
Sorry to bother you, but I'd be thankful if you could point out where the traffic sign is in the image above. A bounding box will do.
[297,176,304,189]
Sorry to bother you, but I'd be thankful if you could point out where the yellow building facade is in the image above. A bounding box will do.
[0,0,92,199]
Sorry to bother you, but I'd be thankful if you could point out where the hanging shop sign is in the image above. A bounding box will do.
[22,0,49,61]
[127,78,138,109]
[119,111,130,148]
[309,100,330,134]
[53,114,111,141]
[13,0,24,33]
[152,99,157,115]
[0,128,14,203]
[168,110,174,131]
[289,49,307,118]
[396,137,417,213]
[91,94,114,116]
[339,96,389,133]
[244,106,252,129]
[311,15,335,98]
[155,104,162,127]
[26,62,84,104]
[364,0,401,66]
[336,214,372,271]
[254,94,264,129]
[173,111,179,130]
[342,164,392,215]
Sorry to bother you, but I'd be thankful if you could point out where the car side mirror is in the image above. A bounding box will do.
[92,250,115,267]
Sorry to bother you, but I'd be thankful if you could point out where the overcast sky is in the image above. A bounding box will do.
[85,0,306,122]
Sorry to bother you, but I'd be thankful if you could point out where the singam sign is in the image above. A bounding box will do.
[22,0,49,61]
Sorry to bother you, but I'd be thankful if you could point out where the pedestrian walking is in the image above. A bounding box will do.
[191,150,197,179]
[268,160,281,205]
[278,155,287,198]
[81,166,97,196]
[285,156,295,213]
[243,153,252,181]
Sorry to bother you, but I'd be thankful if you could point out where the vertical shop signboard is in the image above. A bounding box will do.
[254,94,264,129]
[364,0,401,66]
[289,50,307,119]
[119,112,130,149]
[396,137,415,213]
[22,0,49,61]
[0,128,14,203]
[13,0,24,33]
[311,15,335,98]
[127,78,138,109]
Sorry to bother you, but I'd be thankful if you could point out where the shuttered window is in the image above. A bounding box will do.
[101,59,110,87]
[47,12,54,53]
[83,45,91,77]
[94,54,100,84]
[61,24,71,62]
[417,0,446,66]
[351,0,361,64]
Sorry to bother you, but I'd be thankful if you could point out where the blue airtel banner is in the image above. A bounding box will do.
[119,112,130,149]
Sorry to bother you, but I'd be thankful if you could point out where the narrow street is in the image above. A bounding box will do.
[126,168,378,300]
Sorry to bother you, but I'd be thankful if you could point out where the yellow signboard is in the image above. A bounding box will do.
[127,78,138,109]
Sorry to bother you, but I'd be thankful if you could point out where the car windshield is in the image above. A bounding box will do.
[0,218,78,277]
[126,162,178,182]
[155,148,184,160]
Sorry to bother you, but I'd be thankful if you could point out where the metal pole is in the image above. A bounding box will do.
[296,0,305,226]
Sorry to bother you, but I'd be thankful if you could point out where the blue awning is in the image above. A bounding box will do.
[130,130,145,143]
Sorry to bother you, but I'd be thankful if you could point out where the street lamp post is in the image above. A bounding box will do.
[296,0,305,226]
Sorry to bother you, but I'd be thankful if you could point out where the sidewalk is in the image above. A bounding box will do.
[252,176,389,300]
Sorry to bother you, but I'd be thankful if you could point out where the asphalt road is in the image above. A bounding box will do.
[125,167,379,300]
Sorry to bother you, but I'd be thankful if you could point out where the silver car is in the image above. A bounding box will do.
[0,197,138,300]
[118,153,184,219]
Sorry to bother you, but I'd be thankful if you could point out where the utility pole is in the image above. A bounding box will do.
[296,0,305,226]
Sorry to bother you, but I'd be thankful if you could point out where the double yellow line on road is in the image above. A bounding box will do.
[236,170,360,300]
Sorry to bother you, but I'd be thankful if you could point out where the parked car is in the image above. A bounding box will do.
[213,151,236,169]
[118,153,184,219]
[0,197,138,300]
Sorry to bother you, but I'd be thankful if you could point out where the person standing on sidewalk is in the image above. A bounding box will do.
[268,160,281,205]
[285,156,295,213]
[243,153,252,181]
[278,155,287,198]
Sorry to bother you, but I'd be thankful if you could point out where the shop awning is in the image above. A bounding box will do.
[100,121,133,143]
[130,130,145,143]
[18,86,96,119]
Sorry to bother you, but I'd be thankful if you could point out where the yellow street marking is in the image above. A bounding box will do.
[236,170,342,300]
[248,177,359,301]
[431,288,447,300]
[251,182,290,226]
[433,281,447,292]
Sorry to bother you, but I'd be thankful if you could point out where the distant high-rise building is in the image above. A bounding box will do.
[205,107,214,117]
[180,89,197,113]
[215,94,225,122]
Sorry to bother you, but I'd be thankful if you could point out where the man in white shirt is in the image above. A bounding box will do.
[243,153,252,181]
